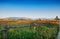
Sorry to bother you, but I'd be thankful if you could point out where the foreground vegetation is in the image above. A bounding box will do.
[0,22,59,39]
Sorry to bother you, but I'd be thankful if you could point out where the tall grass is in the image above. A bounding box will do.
[0,23,59,39]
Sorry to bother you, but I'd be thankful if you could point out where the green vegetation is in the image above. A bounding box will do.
[0,23,59,39]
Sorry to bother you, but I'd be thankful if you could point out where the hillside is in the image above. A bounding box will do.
[0,17,59,25]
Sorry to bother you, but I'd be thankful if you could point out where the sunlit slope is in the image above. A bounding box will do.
[0,18,59,24]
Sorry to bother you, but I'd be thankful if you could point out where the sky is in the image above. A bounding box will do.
[0,0,60,18]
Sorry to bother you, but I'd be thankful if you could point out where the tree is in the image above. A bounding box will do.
[54,16,60,20]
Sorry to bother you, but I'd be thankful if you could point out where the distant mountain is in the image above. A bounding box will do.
[0,17,58,20]
[0,17,32,20]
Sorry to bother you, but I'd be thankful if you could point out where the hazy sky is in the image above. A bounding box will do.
[0,0,60,18]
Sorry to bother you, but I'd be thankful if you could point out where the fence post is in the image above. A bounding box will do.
[2,29,7,39]
[2,26,9,39]
[3,30,7,39]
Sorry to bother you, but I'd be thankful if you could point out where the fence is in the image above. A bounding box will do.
[0,23,37,39]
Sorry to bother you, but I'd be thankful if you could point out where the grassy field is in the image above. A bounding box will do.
[0,23,59,39]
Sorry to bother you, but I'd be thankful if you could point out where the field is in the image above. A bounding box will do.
[0,22,59,39]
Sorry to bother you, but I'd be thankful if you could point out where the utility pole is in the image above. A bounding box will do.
[57,20,60,39]
[59,20,60,31]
